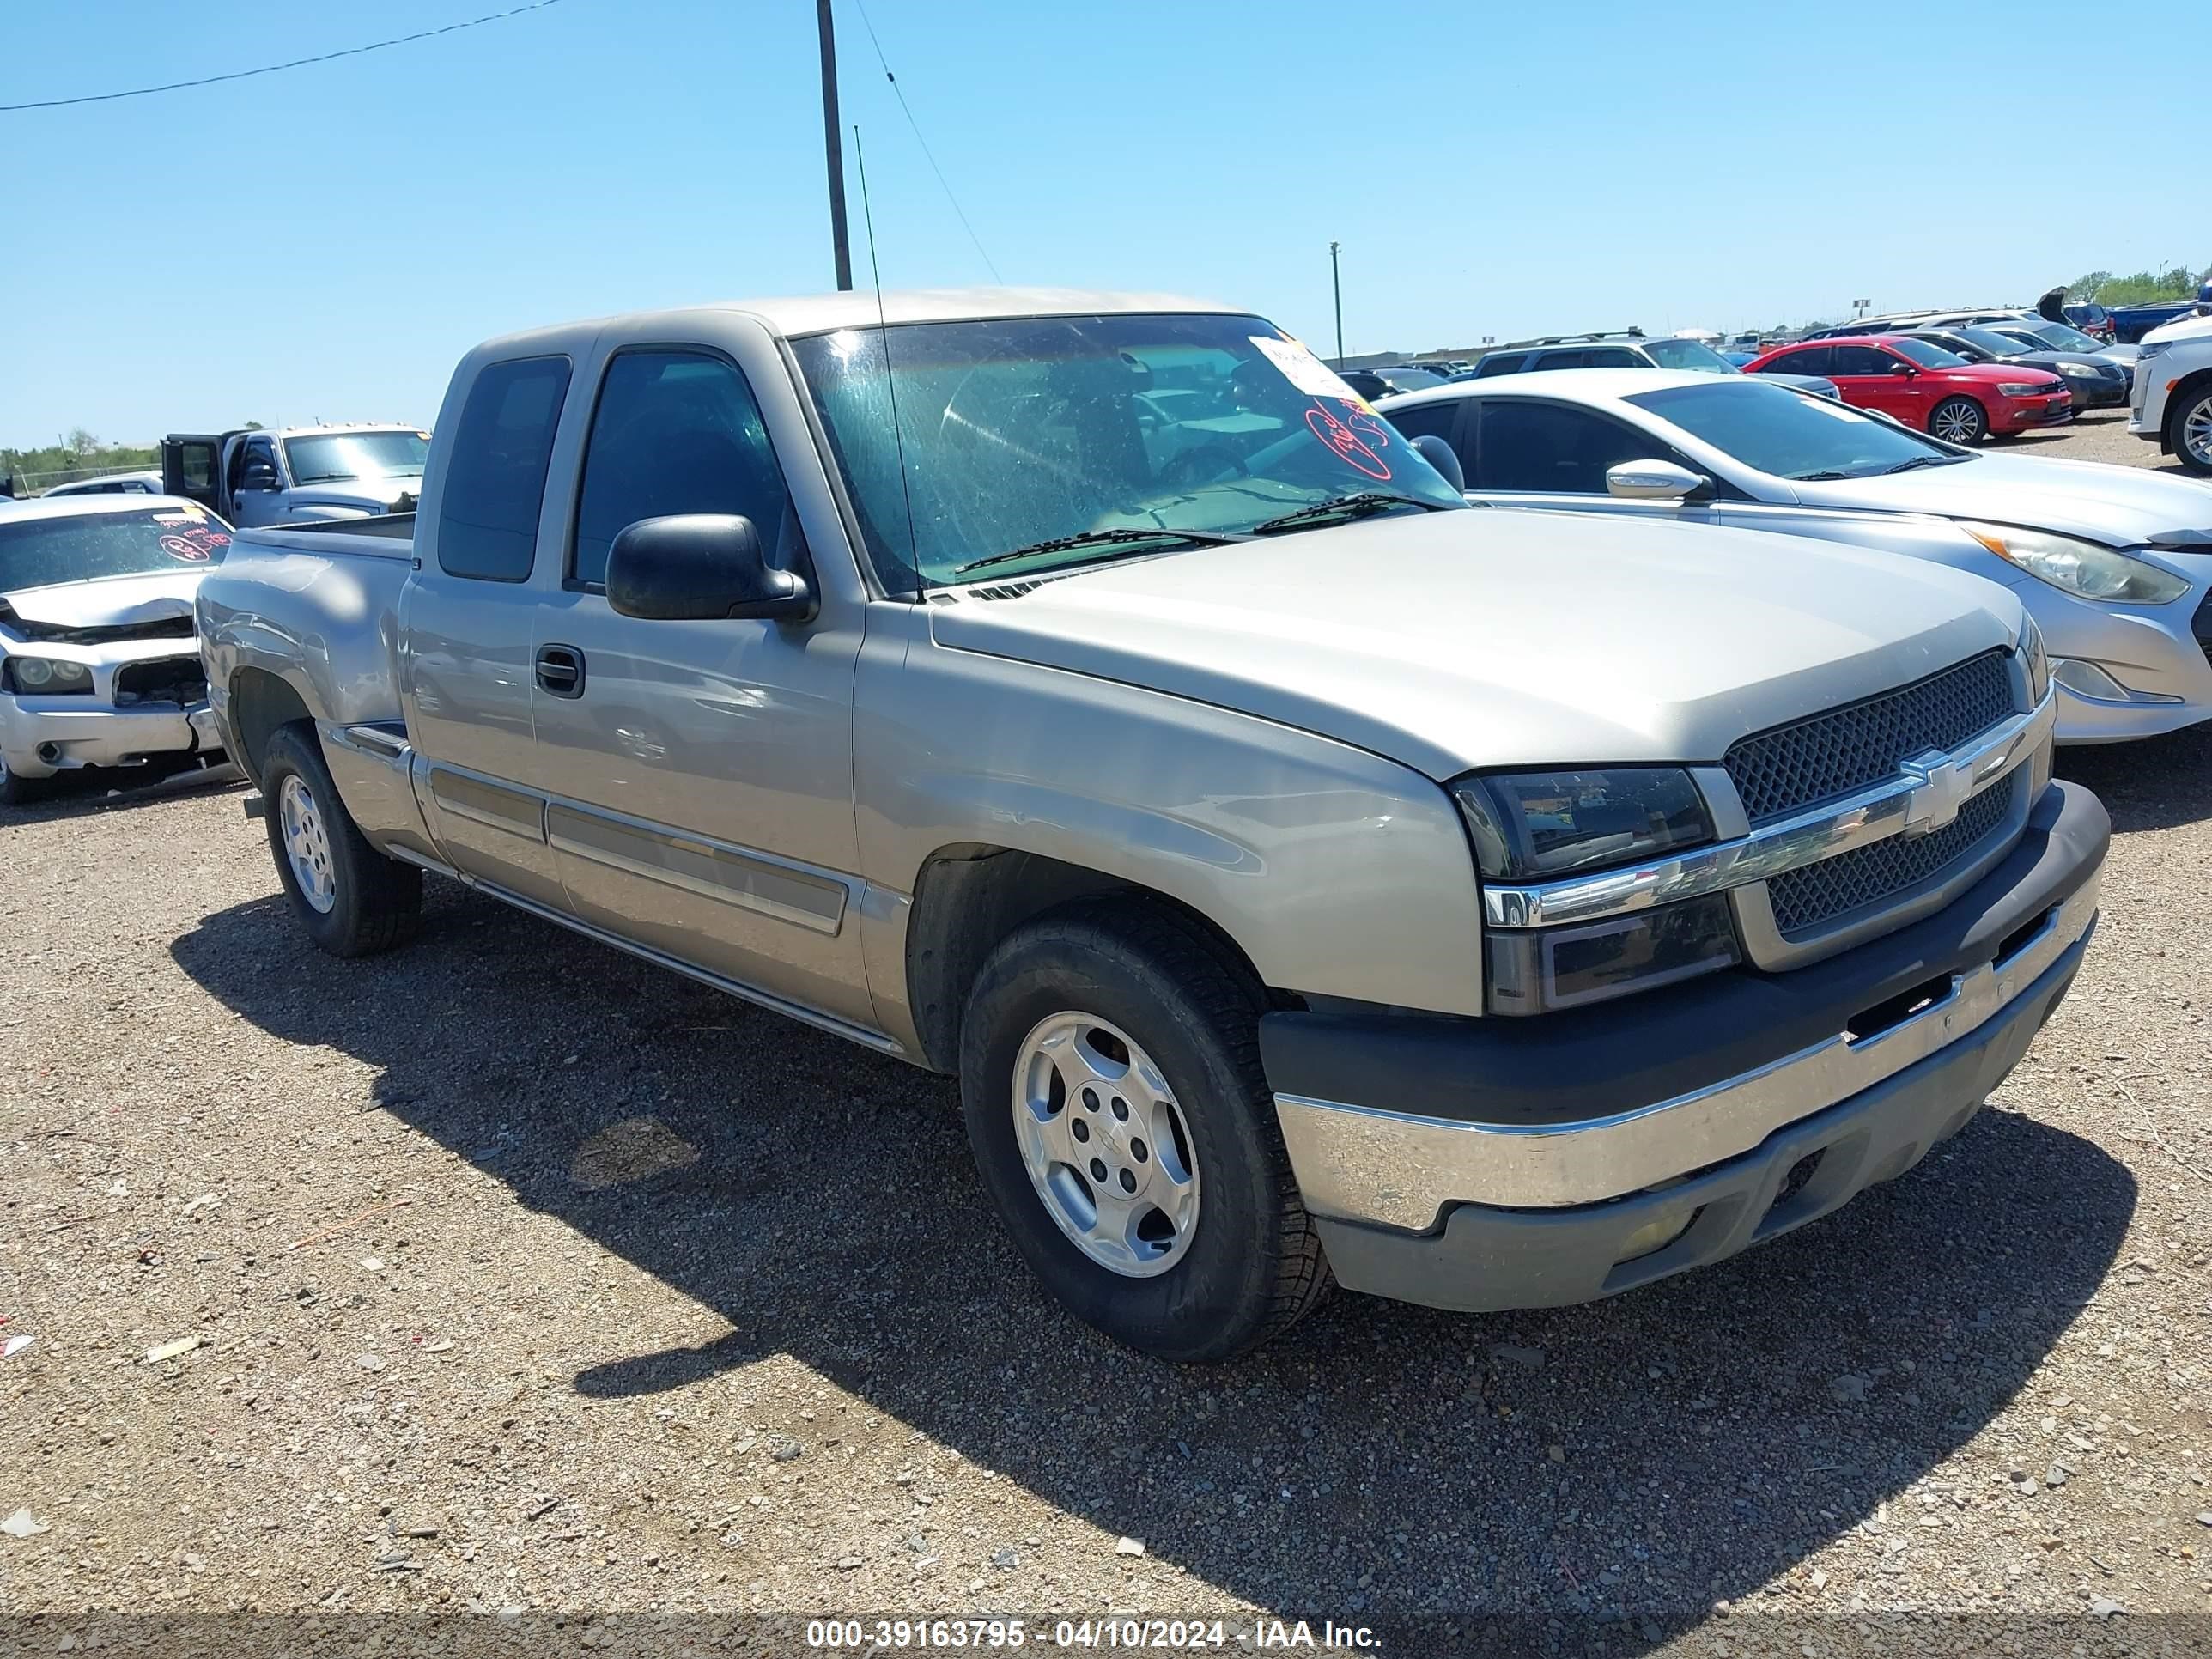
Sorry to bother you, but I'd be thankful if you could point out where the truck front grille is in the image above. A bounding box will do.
[112,656,209,707]
[1723,651,2015,824]
[1767,774,2016,936]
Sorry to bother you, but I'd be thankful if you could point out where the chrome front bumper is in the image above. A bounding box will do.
[1274,877,2097,1225]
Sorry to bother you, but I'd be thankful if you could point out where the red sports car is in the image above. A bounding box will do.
[1743,334,2070,444]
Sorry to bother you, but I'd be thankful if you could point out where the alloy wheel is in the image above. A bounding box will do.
[1009,1012,1200,1278]
[278,774,338,914]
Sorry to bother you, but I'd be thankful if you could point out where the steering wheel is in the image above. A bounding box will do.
[1160,444,1248,489]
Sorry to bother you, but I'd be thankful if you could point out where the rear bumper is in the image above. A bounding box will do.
[1261,780,2107,1312]
[0,696,223,778]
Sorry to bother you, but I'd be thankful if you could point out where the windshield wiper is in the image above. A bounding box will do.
[952,526,1247,578]
[1249,493,1453,534]
[1790,470,1856,481]
[1881,454,1966,474]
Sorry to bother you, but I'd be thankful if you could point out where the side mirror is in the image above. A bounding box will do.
[1606,459,1711,501]
[1887,361,1917,377]
[1410,433,1464,492]
[606,514,813,623]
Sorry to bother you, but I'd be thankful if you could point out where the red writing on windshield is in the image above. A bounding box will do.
[1305,399,1392,481]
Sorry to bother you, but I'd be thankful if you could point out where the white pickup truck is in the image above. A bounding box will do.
[161,424,430,527]
[196,289,2107,1361]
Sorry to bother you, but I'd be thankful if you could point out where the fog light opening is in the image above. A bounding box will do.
[2051,659,2174,705]
[35,743,62,764]
[1615,1205,1699,1265]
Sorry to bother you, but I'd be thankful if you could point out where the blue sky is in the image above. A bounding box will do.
[5,0,2205,447]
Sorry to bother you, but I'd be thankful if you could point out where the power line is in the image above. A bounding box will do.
[846,0,1002,283]
[0,0,566,113]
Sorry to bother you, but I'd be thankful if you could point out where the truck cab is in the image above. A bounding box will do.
[161,424,430,527]
[194,289,2106,1363]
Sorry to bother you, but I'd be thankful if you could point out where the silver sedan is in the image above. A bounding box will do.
[1376,369,2212,744]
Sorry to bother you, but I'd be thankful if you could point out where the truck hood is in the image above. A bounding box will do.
[2144,312,2212,347]
[926,508,2021,780]
[1795,453,2212,549]
[0,568,205,639]
[292,477,422,514]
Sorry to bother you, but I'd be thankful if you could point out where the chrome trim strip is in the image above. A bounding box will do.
[425,764,547,843]
[544,799,849,937]
[1277,879,2095,1224]
[1482,690,2055,929]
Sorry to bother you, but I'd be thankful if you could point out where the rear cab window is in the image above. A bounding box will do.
[436,356,574,581]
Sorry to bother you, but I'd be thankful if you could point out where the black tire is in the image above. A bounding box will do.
[1929,397,1988,446]
[2169,384,2212,477]
[0,756,52,807]
[957,898,1329,1362]
[259,723,422,957]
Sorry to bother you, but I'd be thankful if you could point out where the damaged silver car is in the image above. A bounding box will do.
[0,495,232,805]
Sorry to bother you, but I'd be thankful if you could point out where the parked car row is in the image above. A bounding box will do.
[5,284,2202,1370]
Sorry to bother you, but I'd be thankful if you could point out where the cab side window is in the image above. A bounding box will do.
[571,349,793,590]
[438,356,573,582]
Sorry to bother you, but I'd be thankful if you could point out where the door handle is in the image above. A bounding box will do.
[535,643,586,699]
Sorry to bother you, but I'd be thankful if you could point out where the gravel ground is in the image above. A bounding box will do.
[3,412,2209,1656]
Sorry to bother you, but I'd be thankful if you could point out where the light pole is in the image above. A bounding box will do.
[1329,241,1345,362]
[817,0,853,291]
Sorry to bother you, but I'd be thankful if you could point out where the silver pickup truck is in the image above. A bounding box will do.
[196,289,2109,1361]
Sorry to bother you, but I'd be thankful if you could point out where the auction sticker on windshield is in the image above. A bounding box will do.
[1250,335,1364,403]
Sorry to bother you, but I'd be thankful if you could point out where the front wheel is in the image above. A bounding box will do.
[1929,397,1988,445]
[0,752,52,807]
[2171,385,2212,476]
[260,723,422,957]
[957,900,1328,1362]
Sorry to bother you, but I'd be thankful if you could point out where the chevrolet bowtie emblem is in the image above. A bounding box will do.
[1900,749,1974,836]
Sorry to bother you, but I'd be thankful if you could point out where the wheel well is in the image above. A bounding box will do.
[2164,368,2212,444]
[902,846,1266,1073]
[226,667,313,787]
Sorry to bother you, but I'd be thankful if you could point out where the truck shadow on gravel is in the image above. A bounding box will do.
[172,878,2135,1636]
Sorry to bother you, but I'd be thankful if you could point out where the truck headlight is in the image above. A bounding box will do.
[1455,769,1741,1015]
[1959,522,2191,605]
[3,656,94,695]
[1453,768,1711,880]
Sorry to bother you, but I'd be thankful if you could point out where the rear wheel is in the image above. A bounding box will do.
[1929,398,1988,445]
[260,723,422,957]
[957,899,1329,1362]
[2172,385,2212,476]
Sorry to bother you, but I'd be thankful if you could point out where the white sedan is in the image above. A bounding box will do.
[1376,369,2212,744]
[0,495,234,804]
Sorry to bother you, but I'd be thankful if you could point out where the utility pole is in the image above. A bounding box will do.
[817,0,854,291]
[1329,241,1344,362]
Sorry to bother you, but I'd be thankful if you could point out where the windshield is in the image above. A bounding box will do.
[282,429,429,486]
[792,313,1465,589]
[1888,337,1967,368]
[1954,326,2030,357]
[1644,337,1738,374]
[0,505,232,592]
[1624,379,1960,480]
[2022,322,2102,352]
